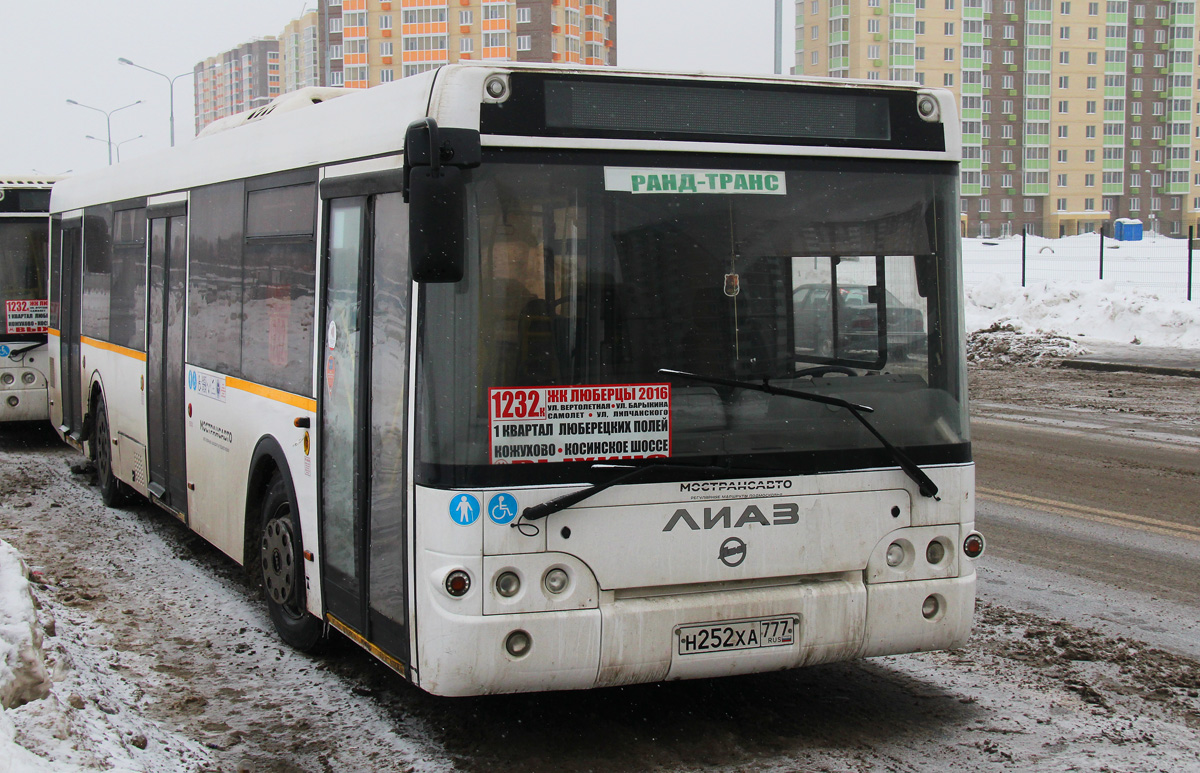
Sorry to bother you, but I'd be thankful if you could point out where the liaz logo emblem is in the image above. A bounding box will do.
[662,503,800,532]
[719,537,747,568]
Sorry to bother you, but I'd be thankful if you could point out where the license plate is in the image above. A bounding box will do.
[676,616,797,656]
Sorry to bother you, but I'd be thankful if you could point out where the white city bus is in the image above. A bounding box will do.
[48,64,983,696]
[1,176,55,423]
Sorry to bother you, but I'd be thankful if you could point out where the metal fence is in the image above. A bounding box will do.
[962,227,1197,301]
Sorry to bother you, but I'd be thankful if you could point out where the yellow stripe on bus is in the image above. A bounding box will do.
[80,336,148,362]
[47,328,60,336]
[226,376,317,412]
[326,614,408,676]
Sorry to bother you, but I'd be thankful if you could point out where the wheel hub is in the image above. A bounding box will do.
[261,518,296,606]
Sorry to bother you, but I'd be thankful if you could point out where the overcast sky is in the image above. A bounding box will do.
[0,1,791,177]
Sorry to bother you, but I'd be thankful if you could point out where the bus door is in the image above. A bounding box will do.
[146,210,189,518]
[320,191,411,667]
[59,220,84,438]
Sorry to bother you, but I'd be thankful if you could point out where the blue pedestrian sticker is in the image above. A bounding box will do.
[449,494,480,526]
[488,493,519,525]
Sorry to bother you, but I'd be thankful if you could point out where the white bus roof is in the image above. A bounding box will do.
[51,63,950,215]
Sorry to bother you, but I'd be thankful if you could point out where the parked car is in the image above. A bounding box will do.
[793,283,926,359]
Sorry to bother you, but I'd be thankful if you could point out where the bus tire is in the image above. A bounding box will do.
[259,471,326,653]
[92,393,127,507]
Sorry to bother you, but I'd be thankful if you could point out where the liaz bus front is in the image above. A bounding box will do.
[0,177,54,423]
[404,65,982,696]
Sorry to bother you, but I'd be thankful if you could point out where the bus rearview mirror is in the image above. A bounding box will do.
[409,166,465,283]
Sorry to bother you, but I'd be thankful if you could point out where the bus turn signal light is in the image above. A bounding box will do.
[445,570,471,597]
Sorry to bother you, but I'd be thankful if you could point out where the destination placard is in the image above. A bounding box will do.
[5,299,48,334]
[604,167,787,195]
[488,383,671,464]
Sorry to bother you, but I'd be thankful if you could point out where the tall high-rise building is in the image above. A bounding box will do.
[193,38,281,134]
[794,0,1200,238]
[282,11,324,93]
[319,0,617,87]
[192,1,617,135]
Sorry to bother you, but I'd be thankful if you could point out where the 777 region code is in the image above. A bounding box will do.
[488,383,671,464]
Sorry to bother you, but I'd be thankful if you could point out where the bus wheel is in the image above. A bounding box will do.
[260,472,325,652]
[93,394,127,507]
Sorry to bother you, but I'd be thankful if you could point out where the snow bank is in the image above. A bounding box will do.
[965,277,1200,348]
[0,540,49,710]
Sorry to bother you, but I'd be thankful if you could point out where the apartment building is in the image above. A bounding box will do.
[281,11,324,93]
[319,0,617,87]
[794,0,1200,238]
[193,38,282,134]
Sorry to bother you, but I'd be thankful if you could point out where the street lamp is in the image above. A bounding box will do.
[66,99,143,165]
[85,134,143,163]
[118,58,192,147]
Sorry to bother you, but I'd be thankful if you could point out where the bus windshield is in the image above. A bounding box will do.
[0,219,49,336]
[417,153,968,485]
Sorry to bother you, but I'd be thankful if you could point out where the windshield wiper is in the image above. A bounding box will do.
[657,368,940,500]
[521,462,764,522]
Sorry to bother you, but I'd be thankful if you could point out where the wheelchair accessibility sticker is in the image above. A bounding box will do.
[488,493,519,525]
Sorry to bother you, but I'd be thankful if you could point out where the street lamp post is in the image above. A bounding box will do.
[66,99,142,165]
[85,134,144,163]
[118,58,192,147]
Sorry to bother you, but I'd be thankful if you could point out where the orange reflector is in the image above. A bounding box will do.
[303,550,314,561]
[963,532,985,559]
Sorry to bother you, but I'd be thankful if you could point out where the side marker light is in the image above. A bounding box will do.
[963,532,985,559]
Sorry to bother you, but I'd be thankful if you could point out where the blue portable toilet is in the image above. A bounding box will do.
[1114,218,1143,241]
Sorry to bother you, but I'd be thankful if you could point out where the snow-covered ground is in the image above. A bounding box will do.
[964,234,1200,350]
[2,237,1199,770]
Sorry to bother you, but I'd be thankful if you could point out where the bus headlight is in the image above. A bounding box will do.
[0,372,14,385]
[886,542,906,567]
[21,371,36,385]
[544,568,569,594]
[495,571,521,598]
[926,539,946,565]
[922,594,942,620]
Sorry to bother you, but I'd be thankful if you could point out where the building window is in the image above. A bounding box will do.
[916,20,926,33]
[483,4,508,20]
[1151,197,1161,210]
[1088,26,1098,39]
[979,199,991,213]
[330,70,344,86]
[868,18,880,32]
[944,47,954,60]
[381,41,393,56]
[517,6,531,23]
[380,69,394,83]
[329,17,343,33]
[1057,174,1068,187]
[944,72,954,86]
[945,22,955,34]
[1129,197,1140,211]
[1061,0,1071,10]
[1024,198,1037,212]
[1058,100,1069,113]
[329,44,343,60]
[1057,149,1068,162]
[1130,173,1141,188]
[915,46,925,60]
[1060,51,1070,64]
[1086,125,1096,138]
[460,37,474,53]
[1085,174,1096,187]
[460,9,473,24]
[517,35,531,51]
[379,14,392,29]
[1059,26,1070,38]
[1056,198,1067,211]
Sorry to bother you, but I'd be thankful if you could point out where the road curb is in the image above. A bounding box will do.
[1059,359,1200,379]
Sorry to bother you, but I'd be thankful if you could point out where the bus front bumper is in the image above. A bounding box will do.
[415,567,976,697]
